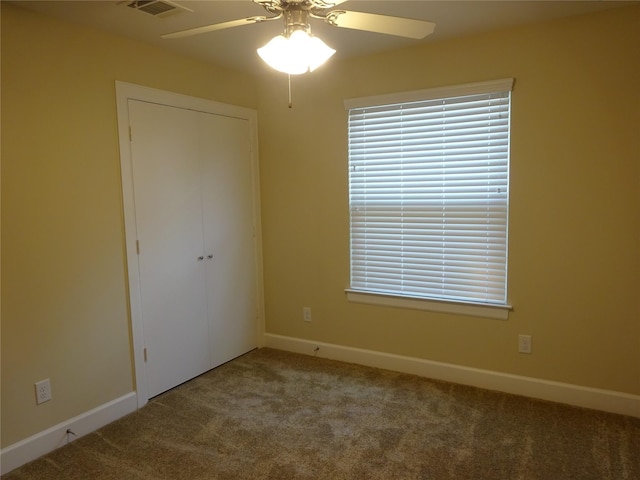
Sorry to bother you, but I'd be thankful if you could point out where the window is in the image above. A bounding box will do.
[345,79,513,319]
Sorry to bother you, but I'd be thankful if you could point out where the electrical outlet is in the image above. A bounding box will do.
[303,307,312,322]
[35,379,52,404]
[518,335,532,354]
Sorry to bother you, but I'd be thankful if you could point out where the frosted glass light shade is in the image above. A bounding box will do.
[257,30,335,74]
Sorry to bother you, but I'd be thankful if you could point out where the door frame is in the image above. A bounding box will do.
[115,81,265,407]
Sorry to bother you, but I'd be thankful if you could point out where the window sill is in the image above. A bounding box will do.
[345,289,512,320]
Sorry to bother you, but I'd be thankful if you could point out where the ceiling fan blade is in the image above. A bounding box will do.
[325,11,435,39]
[162,15,277,39]
[313,0,350,7]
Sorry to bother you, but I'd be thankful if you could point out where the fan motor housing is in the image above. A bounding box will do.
[284,9,312,35]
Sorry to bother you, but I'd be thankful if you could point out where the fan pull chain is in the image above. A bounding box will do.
[288,74,292,109]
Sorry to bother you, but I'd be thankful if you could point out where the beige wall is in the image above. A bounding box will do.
[1,3,258,447]
[257,6,639,394]
[2,0,639,451]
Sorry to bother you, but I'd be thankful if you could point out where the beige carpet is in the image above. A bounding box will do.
[4,348,639,479]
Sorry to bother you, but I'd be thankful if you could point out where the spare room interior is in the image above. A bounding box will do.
[1,0,639,475]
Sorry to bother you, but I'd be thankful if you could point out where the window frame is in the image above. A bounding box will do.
[344,79,514,320]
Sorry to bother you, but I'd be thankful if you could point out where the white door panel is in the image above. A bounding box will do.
[200,114,257,366]
[129,100,210,397]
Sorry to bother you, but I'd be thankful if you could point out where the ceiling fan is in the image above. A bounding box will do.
[162,0,436,74]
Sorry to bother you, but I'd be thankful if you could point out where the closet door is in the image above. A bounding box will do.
[129,100,210,398]
[127,99,259,399]
[200,114,257,367]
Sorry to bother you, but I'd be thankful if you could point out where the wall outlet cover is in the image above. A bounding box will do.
[35,378,52,404]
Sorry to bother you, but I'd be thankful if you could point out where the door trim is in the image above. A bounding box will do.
[115,81,264,407]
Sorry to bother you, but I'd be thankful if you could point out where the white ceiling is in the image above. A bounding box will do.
[10,0,635,75]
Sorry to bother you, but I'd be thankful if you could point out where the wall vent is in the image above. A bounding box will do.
[127,1,192,17]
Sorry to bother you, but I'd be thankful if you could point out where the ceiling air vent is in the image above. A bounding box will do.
[127,1,192,17]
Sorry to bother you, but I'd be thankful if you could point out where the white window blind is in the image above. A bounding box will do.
[347,79,512,306]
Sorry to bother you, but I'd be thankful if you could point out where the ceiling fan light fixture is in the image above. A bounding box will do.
[257,30,335,75]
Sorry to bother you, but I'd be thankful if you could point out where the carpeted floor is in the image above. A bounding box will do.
[4,348,639,479]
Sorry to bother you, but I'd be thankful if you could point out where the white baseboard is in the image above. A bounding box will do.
[264,333,640,419]
[1,391,137,475]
